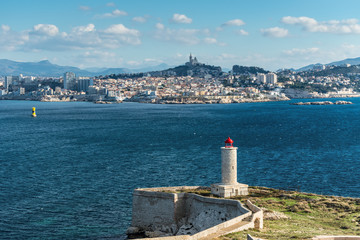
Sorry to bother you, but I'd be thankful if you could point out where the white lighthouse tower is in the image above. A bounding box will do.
[211,137,248,197]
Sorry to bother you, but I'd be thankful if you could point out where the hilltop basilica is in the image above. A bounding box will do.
[185,53,200,66]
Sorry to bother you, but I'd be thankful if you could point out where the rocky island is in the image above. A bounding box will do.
[128,186,360,240]
[291,100,353,105]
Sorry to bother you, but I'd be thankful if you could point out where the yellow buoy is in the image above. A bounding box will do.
[32,107,37,117]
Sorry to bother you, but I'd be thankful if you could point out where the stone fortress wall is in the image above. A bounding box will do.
[128,186,263,240]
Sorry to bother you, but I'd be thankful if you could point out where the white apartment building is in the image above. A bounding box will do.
[256,73,266,84]
[266,73,278,84]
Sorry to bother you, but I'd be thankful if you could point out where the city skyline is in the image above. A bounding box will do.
[2,0,360,71]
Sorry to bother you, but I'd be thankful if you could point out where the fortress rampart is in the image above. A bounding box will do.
[127,186,263,239]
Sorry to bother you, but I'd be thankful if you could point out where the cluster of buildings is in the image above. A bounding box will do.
[83,73,287,104]
[0,72,95,101]
[279,70,360,92]
[63,72,93,92]
[0,70,286,103]
[1,55,359,103]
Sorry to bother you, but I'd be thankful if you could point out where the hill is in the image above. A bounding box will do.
[302,65,360,77]
[0,59,171,77]
[328,57,360,66]
[0,59,93,77]
[232,65,269,74]
[296,63,323,72]
[297,57,360,72]
[148,63,223,77]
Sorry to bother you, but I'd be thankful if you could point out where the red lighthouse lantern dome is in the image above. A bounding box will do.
[225,137,234,148]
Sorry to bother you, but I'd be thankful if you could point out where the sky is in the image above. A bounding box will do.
[2,0,360,71]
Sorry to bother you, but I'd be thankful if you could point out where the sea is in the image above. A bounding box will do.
[1,99,360,239]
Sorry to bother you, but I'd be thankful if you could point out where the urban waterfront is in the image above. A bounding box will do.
[1,99,360,239]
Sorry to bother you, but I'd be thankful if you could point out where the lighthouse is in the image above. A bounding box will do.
[211,137,248,197]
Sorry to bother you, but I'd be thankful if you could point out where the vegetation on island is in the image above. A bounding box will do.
[219,187,360,240]
[184,186,360,240]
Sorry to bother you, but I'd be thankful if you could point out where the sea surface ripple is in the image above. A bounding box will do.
[1,99,360,239]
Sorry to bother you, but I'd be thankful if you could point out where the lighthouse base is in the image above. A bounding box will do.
[211,183,248,198]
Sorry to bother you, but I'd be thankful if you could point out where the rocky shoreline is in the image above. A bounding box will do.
[1,95,357,105]
[291,100,353,105]
[0,95,290,104]
[155,98,289,104]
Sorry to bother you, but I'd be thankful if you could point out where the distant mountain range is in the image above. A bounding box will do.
[296,57,360,71]
[0,59,172,77]
[2,57,360,77]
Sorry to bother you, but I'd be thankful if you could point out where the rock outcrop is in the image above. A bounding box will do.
[291,101,353,105]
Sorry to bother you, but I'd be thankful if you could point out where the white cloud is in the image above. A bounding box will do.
[99,9,127,18]
[106,2,115,7]
[112,9,127,16]
[217,19,246,31]
[102,24,141,46]
[79,5,91,11]
[204,37,217,44]
[133,16,147,23]
[283,47,319,56]
[0,23,141,52]
[73,24,96,33]
[154,25,211,45]
[219,53,236,60]
[155,23,165,30]
[1,24,10,32]
[261,27,289,38]
[171,13,192,24]
[158,29,200,45]
[0,25,28,51]
[236,29,249,36]
[341,43,358,50]
[74,50,123,69]
[104,24,139,36]
[282,16,316,26]
[282,16,360,34]
[222,19,245,27]
[32,24,59,36]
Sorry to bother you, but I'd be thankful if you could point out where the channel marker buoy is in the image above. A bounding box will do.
[32,107,37,117]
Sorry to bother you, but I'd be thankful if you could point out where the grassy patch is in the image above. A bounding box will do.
[216,186,360,240]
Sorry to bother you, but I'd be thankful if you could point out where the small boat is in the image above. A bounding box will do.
[32,107,37,117]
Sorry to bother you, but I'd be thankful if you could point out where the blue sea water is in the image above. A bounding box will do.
[1,99,360,239]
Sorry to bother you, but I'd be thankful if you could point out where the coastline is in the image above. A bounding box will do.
[2,94,360,104]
